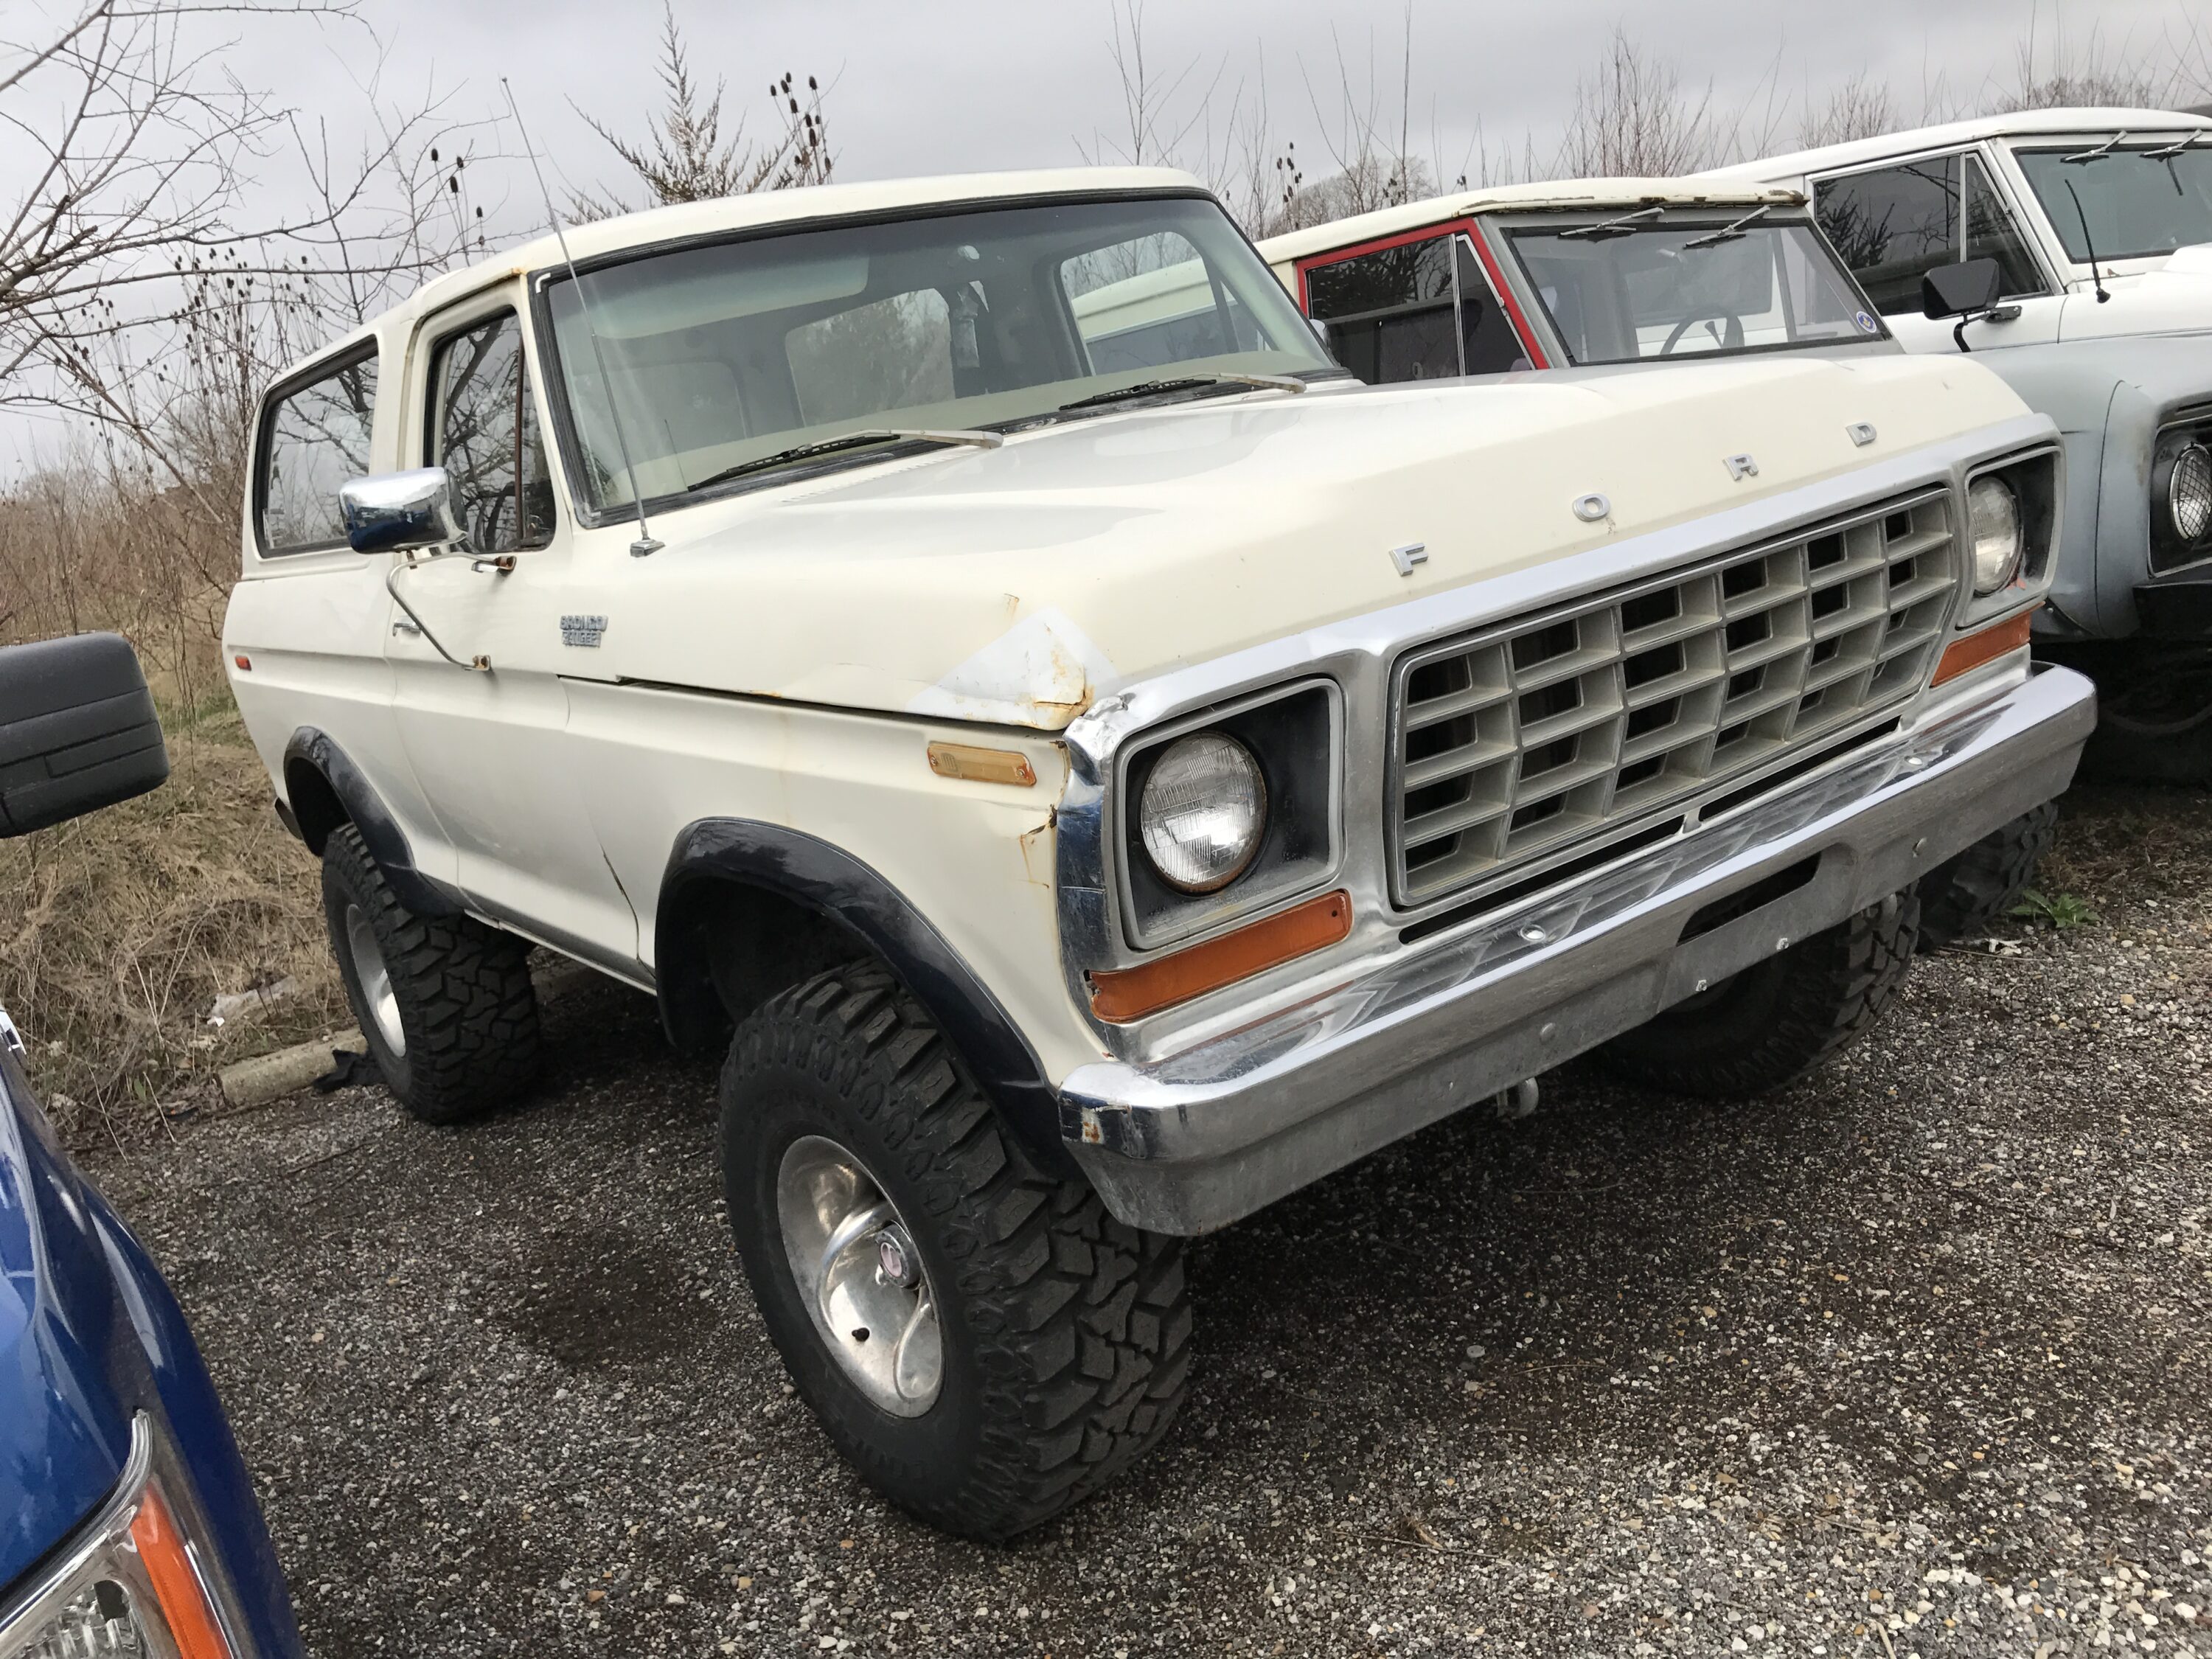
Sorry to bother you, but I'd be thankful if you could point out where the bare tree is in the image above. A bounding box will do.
[1798,72,1898,149]
[1990,10,2212,113]
[568,4,833,221]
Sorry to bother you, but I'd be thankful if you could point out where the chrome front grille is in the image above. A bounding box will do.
[1388,490,1958,908]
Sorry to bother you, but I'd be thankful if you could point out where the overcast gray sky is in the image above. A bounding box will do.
[226,0,2209,218]
[2,0,2207,467]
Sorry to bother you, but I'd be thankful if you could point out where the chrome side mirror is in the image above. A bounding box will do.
[340,467,461,554]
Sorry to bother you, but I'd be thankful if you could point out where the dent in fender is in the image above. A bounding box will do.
[655,820,1075,1178]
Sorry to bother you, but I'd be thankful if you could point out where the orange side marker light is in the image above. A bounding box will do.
[1932,607,2036,687]
[129,1486,233,1659]
[1090,890,1352,1023]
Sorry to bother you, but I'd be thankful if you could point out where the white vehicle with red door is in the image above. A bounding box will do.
[224,167,2090,1537]
[1259,178,2065,942]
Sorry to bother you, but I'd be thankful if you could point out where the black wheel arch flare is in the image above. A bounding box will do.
[656,819,1076,1180]
[279,728,464,917]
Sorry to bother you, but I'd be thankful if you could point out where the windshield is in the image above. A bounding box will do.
[1502,219,1884,366]
[2014,141,2212,262]
[540,195,1332,512]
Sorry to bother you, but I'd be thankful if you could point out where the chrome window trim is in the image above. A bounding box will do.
[1109,675,1344,952]
[1054,411,2061,1062]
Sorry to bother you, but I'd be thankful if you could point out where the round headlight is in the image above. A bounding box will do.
[2170,443,2212,544]
[1966,475,2023,594]
[1138,734,1265,894]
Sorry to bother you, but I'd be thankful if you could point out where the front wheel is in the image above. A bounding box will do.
[1594,888,1919,1097]
[719,963,1190,1540]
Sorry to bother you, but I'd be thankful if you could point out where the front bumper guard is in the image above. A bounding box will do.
[1060,664,2096,1234]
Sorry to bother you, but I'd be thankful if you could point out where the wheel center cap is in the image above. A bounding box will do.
[874,1227,919,1289]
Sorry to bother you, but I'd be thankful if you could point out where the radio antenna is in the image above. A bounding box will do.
[500,77,663,557]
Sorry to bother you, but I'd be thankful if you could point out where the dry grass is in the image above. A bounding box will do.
[0,686,348,1149]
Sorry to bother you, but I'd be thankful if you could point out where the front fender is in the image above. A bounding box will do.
[655,819,1074,1179]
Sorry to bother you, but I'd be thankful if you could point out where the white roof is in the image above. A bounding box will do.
[359,166,1206,339]
[1703,106,2212,184]
[1256,176,1804,265]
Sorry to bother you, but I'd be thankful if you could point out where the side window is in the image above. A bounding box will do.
[1304,235,1459,383]
[1814,159,1958,314]
[787,290,955,422]
[257,348,378,555]
[426,311,554,554]
[1060,233,1244,373]
[1454,238,1532,375]
[1964,153,2048,299]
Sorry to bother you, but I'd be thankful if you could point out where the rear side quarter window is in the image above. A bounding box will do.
[256,345,379,556]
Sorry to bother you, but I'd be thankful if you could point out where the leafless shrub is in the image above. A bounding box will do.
[568,4,833,220]
[1798,72,1899,149]
[1990,10,2212,114]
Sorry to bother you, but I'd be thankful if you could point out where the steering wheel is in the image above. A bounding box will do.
[1658,310,1745,356]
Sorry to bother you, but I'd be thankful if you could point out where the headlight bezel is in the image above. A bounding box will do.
[1957,449,2058,627]
[0,1413,239,1659]
[1113,678,1343,952]
[2151,417,2212,574]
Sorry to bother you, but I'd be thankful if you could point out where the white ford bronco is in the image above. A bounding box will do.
[224,167,2093,1537]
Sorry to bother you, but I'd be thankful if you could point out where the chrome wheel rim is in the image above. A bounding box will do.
[344,902,406,1057]
[776,1135,942,1417]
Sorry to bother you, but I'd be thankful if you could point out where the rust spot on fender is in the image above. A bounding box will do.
[1018,812,1057,887]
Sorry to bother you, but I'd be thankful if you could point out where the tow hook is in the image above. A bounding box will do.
[1494,1077,1540,1122]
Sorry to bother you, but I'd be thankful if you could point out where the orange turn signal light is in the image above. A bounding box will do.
[926,741,1036,787]
[130,1486,233,1659]
[1089,889,1352,1023]
[1932,607,2036,687]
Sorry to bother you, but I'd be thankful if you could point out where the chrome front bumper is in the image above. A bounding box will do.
[1060,664,2096,1234]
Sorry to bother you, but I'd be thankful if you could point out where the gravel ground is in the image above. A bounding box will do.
[84,779,2212,1658]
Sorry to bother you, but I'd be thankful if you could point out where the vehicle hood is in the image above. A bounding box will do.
[2056,244,2212,342]
[596,355,2031,729]
[0,1048,133,1590]
[1963,330,2212,429]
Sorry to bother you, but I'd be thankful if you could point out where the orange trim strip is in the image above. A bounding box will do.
[131,1488,233,1659]
[1932,608,2036,686]
[1089,890,1352,1024]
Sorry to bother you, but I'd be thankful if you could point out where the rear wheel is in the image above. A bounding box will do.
[321,823,540,1122]
[1917,803,2057,951]
[1595,888,1920,1097]
[720,962,1190,1540]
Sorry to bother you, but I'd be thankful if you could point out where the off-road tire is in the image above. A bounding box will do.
[1916,803,2058,952]
[1594,888,1920,1098]
[320,822,540,1123]
[720,962,1190,1540]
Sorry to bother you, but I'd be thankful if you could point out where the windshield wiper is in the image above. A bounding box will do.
[686,427,1004,493]
[1682,205,1773,249]
[2145,131,2211,159]
[1054,372,1307,413]
[2062,131,2129,164]
[1559,205,1666,240]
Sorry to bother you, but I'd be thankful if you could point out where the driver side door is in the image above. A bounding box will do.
[382,288,642,976]
[1811,149,2064,351]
